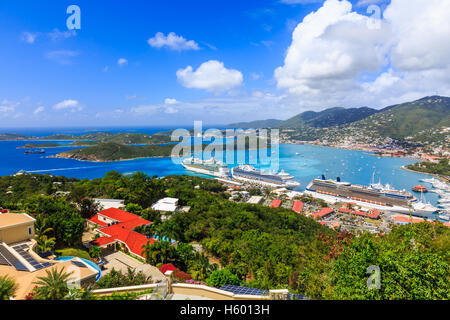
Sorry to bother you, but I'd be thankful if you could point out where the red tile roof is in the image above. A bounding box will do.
[89,214,108,227]
[292,200,304,213]
[98,224,156,257]
[339,208,351,213]
[97,208,145,223]
[312,208,334,219]
[88,208,154,258]
[91,236,116,246]
[352,211,367,217]
[270,199,282,208]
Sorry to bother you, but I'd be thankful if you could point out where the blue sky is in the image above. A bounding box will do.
[1,0,448,127]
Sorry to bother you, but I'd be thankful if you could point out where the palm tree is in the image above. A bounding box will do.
[141,240,174,265]
[33,267,73,300]
[64,286,94,300]
[189,252,217,281]
[0,275,17,300]
[141,241,155,265]
[37,235,56,254]
[89,246,102,262]
[34,215,53,238]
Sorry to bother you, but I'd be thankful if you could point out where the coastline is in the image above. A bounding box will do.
[49,154,178,163]
[401,165,450,184]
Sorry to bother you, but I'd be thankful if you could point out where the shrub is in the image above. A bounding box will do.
[206,269,241,288]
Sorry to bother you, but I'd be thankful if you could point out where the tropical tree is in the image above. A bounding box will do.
[78,197,102,219]
[89,246,102,262]
[206,269,241,288]
[64,286,94,300]
[141,240,175,265]
[188,252,218,281]
[37,234,56,254]
[33,267,73,300]
[34,215,53,238]
[0,275,17,300]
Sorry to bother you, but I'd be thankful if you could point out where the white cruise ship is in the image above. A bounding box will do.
[181,157,230,178]
[305,175,441,218]
[231,165,300,189]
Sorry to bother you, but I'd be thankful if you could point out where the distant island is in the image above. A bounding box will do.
[53,137,272,162]
[1,132,172,145]
[52,142,177,162]
[17,141,98,149]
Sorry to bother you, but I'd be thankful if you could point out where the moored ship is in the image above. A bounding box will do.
[231,165,300,189]
[181,157,230,178]
[305,175,440,218]
[24,148,45,154]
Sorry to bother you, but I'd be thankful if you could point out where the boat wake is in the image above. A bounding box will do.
[27,166,102,173]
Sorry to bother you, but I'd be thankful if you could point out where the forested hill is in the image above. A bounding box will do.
[349,96,450,139]
[226,119,283,129]
[53,142,176,162]
[277,106,379,129]
[0,132,172,145]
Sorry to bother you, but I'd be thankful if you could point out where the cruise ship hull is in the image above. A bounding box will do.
[181,163,229,178]
[305,180,439,219]
[232,174,299,189]
[231,166,300,189]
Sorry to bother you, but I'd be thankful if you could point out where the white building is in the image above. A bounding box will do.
[93,199,125,210]
[151,198,179,212]
[247,196,264,205]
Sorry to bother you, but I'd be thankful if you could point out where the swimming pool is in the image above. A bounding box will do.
[55,256,102,281]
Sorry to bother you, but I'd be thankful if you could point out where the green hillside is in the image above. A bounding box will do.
[278,107,379,129]
[54,142,175,162]
[355,96,450,139]
[226,119,283,128]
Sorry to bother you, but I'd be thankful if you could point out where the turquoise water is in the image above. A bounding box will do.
[55,256,102,281]
[0,134,440,206]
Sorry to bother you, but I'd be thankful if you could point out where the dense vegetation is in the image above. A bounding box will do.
[0,172,449,299]
[233,96,450,147]
[278,106,379,129]
[226,119,283,129]
[407,159,450,177]
[54,142,177,162]
[0,132,172,145]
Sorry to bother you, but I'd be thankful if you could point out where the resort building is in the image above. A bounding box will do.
[247,196,264,205]
[0,213,35,244]
[312,208,335,220]
[0,213,98,299]
[151,198,180,213]
[270,199,282,208]
[292,200,304,213]
[88,208,155,259]
[93,198,125,210]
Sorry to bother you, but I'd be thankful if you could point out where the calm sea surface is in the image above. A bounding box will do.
[0,127,440,206]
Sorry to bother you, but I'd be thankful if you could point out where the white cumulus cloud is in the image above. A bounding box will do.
[33,106,45,115]
[177,60,243,93]
[21,32,39,44]
[274,0,450,109]
[53,99,83,111]
[164,98,179,105]
[148,32,199,51]
[118,58,128,67]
